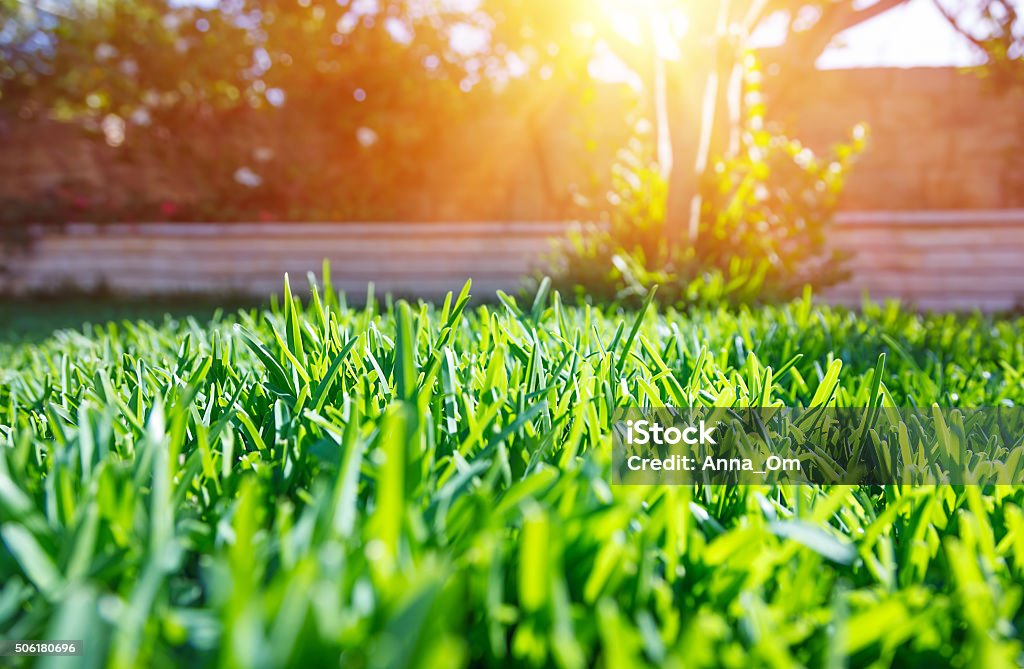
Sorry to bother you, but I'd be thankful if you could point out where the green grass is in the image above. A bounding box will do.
[1,273,1023,668]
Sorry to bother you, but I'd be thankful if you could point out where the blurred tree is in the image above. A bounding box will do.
[0,0,1019,223]
[442,0,1022,242]
[0,0,515,219]
[0,1,251,123]
[932,0,1024,86]
[615,0,1024,246]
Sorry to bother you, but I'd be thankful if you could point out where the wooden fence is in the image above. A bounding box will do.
[2,210,1023,311]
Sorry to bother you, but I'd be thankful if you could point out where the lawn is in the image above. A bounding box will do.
[1,275,1023,668]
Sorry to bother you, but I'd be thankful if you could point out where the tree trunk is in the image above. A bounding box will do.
[662,60,712,247]
[660,0,907,249]
[662,1,735,248]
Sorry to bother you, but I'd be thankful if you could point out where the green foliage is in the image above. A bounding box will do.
[2,0,1020,224]
[547,57,867,307]
[544,130,672,304]
[692,59,868,299]
[1,273,1023,667]
[0,0,626,223]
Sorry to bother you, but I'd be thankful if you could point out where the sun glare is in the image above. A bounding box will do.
[597,0,690,57]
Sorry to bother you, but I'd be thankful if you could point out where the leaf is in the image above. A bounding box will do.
[518,506,550,612]
[769,520,857,565]
[1,524,64,598]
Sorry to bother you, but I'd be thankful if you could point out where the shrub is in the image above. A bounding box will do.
[546,58,867,307]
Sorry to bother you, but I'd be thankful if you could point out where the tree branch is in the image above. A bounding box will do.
[757,0,909,70]
[832,0,909,34]
[929,0,990,55]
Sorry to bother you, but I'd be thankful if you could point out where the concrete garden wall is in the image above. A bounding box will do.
[3,211,1022,311]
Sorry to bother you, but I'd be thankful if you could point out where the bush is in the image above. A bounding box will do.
[546,57,867,307]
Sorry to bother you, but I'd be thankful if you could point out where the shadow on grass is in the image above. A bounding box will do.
[0,295,265,344]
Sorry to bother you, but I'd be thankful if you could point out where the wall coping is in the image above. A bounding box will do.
[10,209,1024,236]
